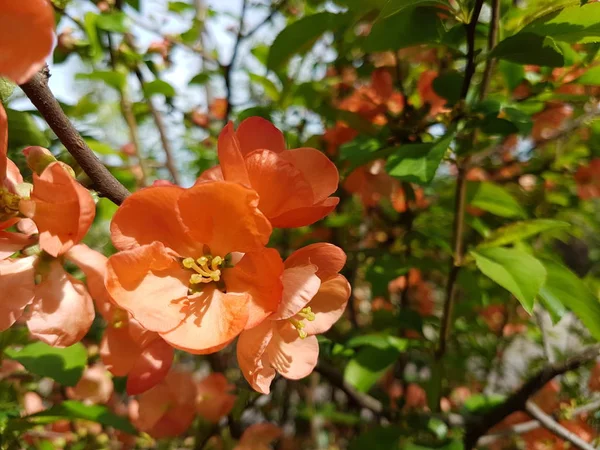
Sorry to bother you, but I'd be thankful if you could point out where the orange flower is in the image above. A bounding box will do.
[531,103,573,141]
[129,369,196,439]
[106,181,282,354]
[0,0,55,83]
[196,373,236,423]
[66,365,114,405]
[589,361,600,391]
[196,118,340,228]
[344,160,394,207]
[417,70,449,117]
[575,159,600,200]
[210,98,228,120]
[237,243,350,394]
[234,423,282,450]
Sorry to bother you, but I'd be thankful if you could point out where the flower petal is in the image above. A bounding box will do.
[269,197,340,228]
[27,260,94,347]
[218,122,250,185]
[0,0,55,84]
[110,185,197,255]
[223,248,284,329]
[238,423,282,449]
[244,150,313,219]
[177,181,272,256]
[105,242,189,333]
[66,365,113,405]
[0,104,6,184]
[126,337,174,395]
[236,117,286,155]
[195,165,224,184]
[100,326,138,377]
[236,320,276,395]
[160,287,249,354]
[0,256,35,330]
[278,148,338,203]
[272,265,321,320]
[65,244,112,306]
[302,274,350,336]
[134,382,171,432]
[0,231,34,260]
[196,373,236,423]
[268,323,319,380]
[27,162,95,257]
[284,243,347,281]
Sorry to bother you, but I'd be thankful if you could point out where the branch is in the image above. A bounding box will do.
[20,70,130,205]
[223,0,248,121]
[314,363,386,417]
[524,401,597,450]
[460,0,485,99]
[464,344,600,449]
[479,0,500,100]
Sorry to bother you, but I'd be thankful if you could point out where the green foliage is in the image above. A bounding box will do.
[466,182,527,218]
[477,219,570,248]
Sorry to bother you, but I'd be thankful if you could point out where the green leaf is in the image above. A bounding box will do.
[85,139,118,156]
[349,426,403,450]
[24,401,136,435]
[189,72,212,85]
[76,70,127,92]
[4,342,87,387]
[365,254,407,297]
[168,1,195,13]
[432,71,463,106]
[378,0,451,19]
[477,219,570,249]
[522,3,600,44]
[386,134,453,185]
[463,394,506,413]
[6,109,50,148]
[472,248,547,313]
[345,342,404,392]
[96,12,129,33]
[574,65,600,85]
[339,137,390,170]
[248,73,280,101]
[499,61,526,91]
[466,182,527,218]
[267,12,350,71]
[346,335,408,351]
[538,259,600,340]
[83,13,102,62]
[142,79,176,98]
[364,7,442,52]
[491,33,565,67]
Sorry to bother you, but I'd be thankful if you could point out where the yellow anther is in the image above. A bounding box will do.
[298,307,316,321]
[0,188,20,220]
[211,256,223,270]
[183,254,224,284]
[182,257,196,269]
[190,274,213,284]
[197,256,209,265]
[298,329,308,339]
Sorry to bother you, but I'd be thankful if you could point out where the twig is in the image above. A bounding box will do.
[19,70,130,205]
[223,0,249,121]
[479,0,500,100]
[460,0,485,99]
[464,344,600,449]
[524,401,597,450]
[314,362,386,417]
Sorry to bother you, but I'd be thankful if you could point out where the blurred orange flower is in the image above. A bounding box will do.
[235,423,282,450]
[196,373,236,423]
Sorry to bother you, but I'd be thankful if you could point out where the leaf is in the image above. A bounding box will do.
[538,259,600,340]
[463,394,506,413]
[346,335,408,351]
[344,340,405,392]
[386,134,453,184]
[85,139,118,156]
[364,7,443,52]
[491,33,565,67]
[189,72,212,85]
[499,60,526,91]
[248,73,280,101]
[339,137,391,170]
[378,0,451,19]
[168,1,195,13]
[142,79,176,98]
[522,3,600,44]
[466,182,527,218]
[472,248,547,313]
[95,12,129,33]
[24,401,136,434]
[6,109,49,148]
[267,12,350,71]
[83,13,102,62]
[432,71,463,106]
[365,254,407,297]
[349,426,403,450]
[76,70,127,92]
[477,219,570,249]
[574,65,600,85]
[4,342,87,387]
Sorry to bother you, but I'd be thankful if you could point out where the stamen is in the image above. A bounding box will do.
[0,188,21,220]
[297,307,316,321]
[289,318,308,339]
[182,254,224,284]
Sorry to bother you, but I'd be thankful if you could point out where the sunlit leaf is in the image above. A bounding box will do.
[466,182,527,218]
[477,219,570,249]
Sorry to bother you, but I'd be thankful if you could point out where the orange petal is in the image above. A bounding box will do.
[268,323,319,380]
[160,287,249,354]
[100,327,139,377]
[218,122,250,185]
[28,162,95,257]
[0,0,54,84]
[302,274,350,336]
[237,423,282,450]
[236,320,276,394]
[105,241,189,333]
[271,265,320,320]
[0,256,35,330]
[27,260,94,347]
[195,165,224,184]
[110,185,197,255]
[0,231,34,260]
[269,197,339,228]
[134,382,171,432]
[278,148,339,203]
[177,181,272,256]
[66,365,113,405]
[372,68,394,99]
[126,337,174,395]
[284,243,347,281]
[223,248,284,329]
[65,244,112,306]
[196,373,236,423]
[0,104,6,184]
[236,117,286,155]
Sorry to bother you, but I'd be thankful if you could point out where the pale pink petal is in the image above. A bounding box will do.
[16,218,37,236]
[66,365,113,405]
[236,321,276,395]
[126,337,174,395]
[302,274,350,336]
[0,256,35,330]
[271,265,320,320]
[27,260,94,347]
[268,324,319,380]
[66,244,112,305]
[284,243,347,281]
[0,231,34,260]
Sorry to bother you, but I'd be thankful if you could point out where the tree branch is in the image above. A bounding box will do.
[524,401,597,450]
[20,70,130,205]
[479,0,500,100]
[460,0,485,99]
[464,344,600,449]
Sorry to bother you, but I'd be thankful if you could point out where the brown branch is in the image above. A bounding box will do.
[464,344,600,449]
[524,401,597,450]
[223,0,249,121]
[460,0,485,99]
[19,70,130,205]
[479,0,500,100]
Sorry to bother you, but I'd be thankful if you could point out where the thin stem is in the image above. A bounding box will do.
[460,0,485,100]
[20,70,130,205]
[223,0,248,121]
[479,0,500,100]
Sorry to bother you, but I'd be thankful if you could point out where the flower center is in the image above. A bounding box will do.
[288,307,316,339]
[0,187,21,219]
[182,255,224,285]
